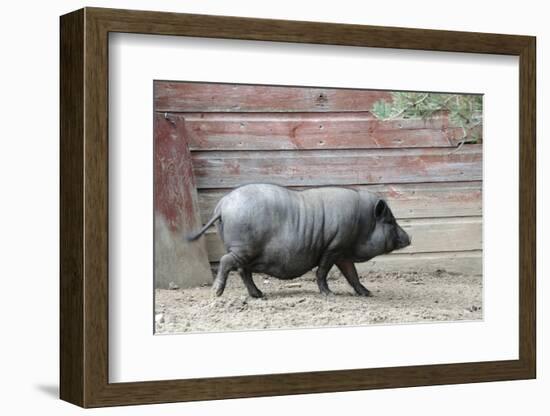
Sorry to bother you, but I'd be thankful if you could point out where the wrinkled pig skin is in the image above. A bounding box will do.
[187,184,411,297]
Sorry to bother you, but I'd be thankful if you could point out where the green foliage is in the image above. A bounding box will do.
[371,99,394,119]
[371,92,483,143]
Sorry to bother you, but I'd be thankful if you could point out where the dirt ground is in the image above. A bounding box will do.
[155,269,482,334]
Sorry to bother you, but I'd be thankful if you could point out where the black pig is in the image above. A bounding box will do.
[187,184,411,297]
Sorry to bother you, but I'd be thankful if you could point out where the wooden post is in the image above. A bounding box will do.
[154,113,212,289]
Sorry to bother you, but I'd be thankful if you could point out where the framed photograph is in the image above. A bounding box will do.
[60,7,536,408]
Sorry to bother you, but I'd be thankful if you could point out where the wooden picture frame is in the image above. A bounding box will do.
[60,7,536,408]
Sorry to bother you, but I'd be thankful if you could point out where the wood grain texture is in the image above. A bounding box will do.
[356,250,482,275]
[197,182,482,222]
[60,9,84,406]
[167,112,469,150]
[90,7,531,54]
[192,145,482,188]
[59,7,536,408]
[85,360,531,407]
[154,115,212,289]
[155,82,393,112]
[518,38,536,375]
[83,8,110,407]
[154,114,203,232]
[157,82,483,282]
[156,83,482,280]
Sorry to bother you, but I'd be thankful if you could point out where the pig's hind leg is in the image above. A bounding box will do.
[316,257,335,296]
[239,268,263,298]
[212,252,240,296]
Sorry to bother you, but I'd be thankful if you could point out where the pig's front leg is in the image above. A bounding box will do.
[239,268,263,298]
[335,259,371,297]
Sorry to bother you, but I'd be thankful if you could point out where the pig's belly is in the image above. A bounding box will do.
[248,249,319,280]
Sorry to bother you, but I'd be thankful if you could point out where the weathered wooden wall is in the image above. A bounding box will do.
[154,114,212,289]
[154,82,482,288]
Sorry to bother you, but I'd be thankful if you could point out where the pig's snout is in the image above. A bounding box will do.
[396,228,411,250]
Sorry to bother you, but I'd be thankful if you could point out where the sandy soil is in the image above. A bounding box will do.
[155,269,482,334]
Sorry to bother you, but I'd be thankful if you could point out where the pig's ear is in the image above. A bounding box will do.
[374,199,388,220]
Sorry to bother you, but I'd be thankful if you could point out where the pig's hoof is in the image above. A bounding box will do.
[212,283,224,297]
[249,290,264,298]
[320,289,335,297]
[357,288,371,297]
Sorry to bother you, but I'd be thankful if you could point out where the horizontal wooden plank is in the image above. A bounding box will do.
[202,216,482,261]
[170,113,468,150]
[356,250,482,275]
[196,182,482,223]
[191,145,482,188]
[155,81,393,112]
[396,216,482,253]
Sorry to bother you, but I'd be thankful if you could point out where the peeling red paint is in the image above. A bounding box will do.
[154,114,201,233]
[155,82,393,112]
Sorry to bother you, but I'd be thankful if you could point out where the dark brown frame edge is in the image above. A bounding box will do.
[60,7,536,408]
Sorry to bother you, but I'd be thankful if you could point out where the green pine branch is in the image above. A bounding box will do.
[371,92,483,143]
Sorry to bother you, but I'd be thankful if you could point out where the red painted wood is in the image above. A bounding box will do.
[191,145,482,189]
[154,113,202,232]
[153,81,484,275]
[154,81,393,112]
[168,112,469,150]
[154,113,213,288]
